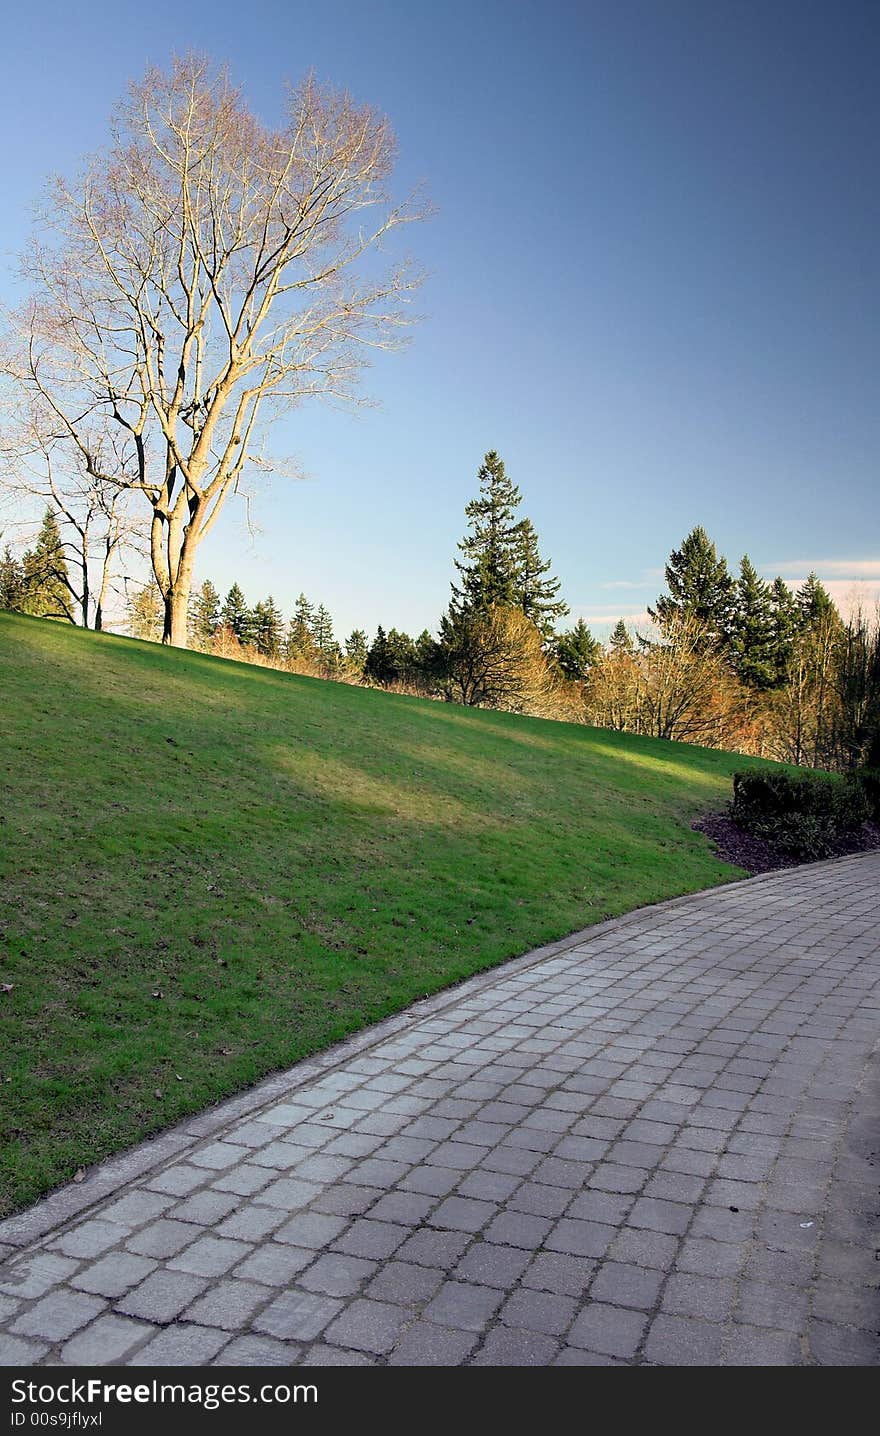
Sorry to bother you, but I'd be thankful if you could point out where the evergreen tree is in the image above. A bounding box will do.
[609,619,634,653]
[728,556,777,689]
[311,603,335,654]
[451,451,523,615]
[554,619,601,681]
[189,579,221,648]
[512,518,568,637]
[286,594,315,660]
[365,626,392,684]
[650,526,734,643]
[21,508,74,621]
[769,578,799,686]
[0,546,25,611]
[220,583,249,640]
[414,629,441,685]
[126,581,163,640]
[344,629,369,672]
[251,596,283,657]
[796,572,838,627]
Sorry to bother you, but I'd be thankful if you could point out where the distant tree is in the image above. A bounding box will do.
[251,596,283,658]
[365,626,417,686]
[0,545,25,611]
[126,581,163,641]
[635,611,741,744]
[189,579,221,649]
[344,629,369,674]
[451,451,523,616]
[769,578,800,686]
[311,604,335,654]
[650,526,735,645]
[554,619,601,681]
[438,605,558,713]
[512,518,568,637]
[220,583,249,641]
[728,556,777,690]
[21,508,75,621]
[833,607,880,769]
[796,572,838,627]
[609,619,635,654]
[286,594,316,661]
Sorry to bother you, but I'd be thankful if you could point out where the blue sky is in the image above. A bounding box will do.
[1,1,877,637]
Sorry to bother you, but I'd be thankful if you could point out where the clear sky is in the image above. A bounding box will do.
[1,1,877,637]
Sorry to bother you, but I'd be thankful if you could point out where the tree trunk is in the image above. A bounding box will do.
[163,580,192,647]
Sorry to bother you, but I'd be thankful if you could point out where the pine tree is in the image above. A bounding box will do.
[554,619,601,681]
[21,508,74,621]
[311,604,335,654]
[650,526,734,643]
[126,581,163,640]
[451,451,523,615]
[728,556,777,689]
[220,583,249,640]
[796,572,838,627]
[344,630,369,672]
[609,619,634,653]
[189,579,221,648]
[251,596,283,657]
[365,626,392,685]
[512,518,568,637]
[769,578,799,686]
[0,546,25,611]
[286,594,315,660]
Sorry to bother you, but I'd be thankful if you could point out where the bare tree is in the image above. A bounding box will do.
[0,411,146,628]
[5,56,424,645]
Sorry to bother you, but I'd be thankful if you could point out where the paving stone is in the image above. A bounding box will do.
[125,1219,202,1259]
[168,1190,241,1226]
[145,1164,207,1197]
[299,1252,377,1297]
[212,1334,300,1366]
[387,1322,477,1366]
[521,1252,596,1297]
[253,1289,343,1341]
[54,1220,126,1259]
[274,1212,349,1249]
[546,1218,616,1259]
[11,1289,106,1342]
[100,1191,174,1227]
[331,1219,408,1261]
[233,1243,315,1286]
[0,1333,50,1364]
[116,1269,208,1323]
[471,1327,560,1365]
[323,1298,410,1355]
[425,1280,503,1332]
[71,1251,157,1298]
[367,1260,444,1305]
[129,1323,232,1366]
[167,1235,252,1277]
[183,1277,273,1330]
[500,1288,577,1336]
[662,1272,735,1322]
[643,1314,725,1365]
[723,1325,804,1366]
[589,1261,664,1311]
[0,1253,80,1300]
[568,1303,647,1359]
[59,1313,152,1365]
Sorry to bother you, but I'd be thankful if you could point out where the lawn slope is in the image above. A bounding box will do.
[1,613,750,1213]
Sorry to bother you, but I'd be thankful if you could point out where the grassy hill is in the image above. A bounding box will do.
[0,612,752,1214]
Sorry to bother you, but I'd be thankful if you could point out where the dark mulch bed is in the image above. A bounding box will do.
[694,813,880,876]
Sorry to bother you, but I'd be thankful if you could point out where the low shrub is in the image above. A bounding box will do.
[730,767,870,859]
[856,768,880,821]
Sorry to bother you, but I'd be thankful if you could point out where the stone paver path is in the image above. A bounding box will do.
[1,853,878,1367]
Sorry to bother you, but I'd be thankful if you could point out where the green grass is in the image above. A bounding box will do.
[0,612,754,1215]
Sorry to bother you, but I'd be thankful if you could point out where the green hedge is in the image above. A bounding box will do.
[730,768,870,859]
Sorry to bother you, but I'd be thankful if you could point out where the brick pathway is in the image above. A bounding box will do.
[1,853,878,1367]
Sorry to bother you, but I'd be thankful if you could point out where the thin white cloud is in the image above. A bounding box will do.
[766,558,880,579]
